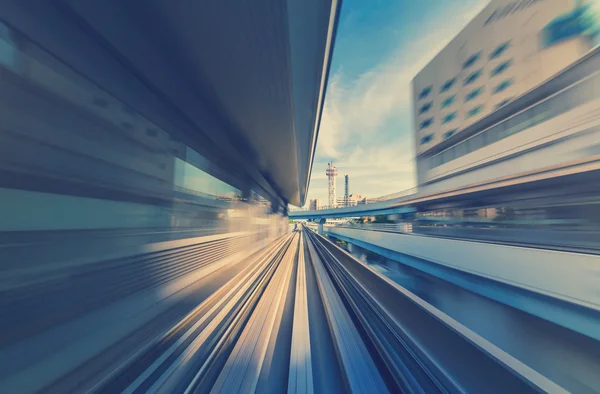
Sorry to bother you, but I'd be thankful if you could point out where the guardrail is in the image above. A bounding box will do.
[369,187,419,202]
[291,187,419,212]
[305,227,564,393]
[331,222,414,233]
[324,226,600,342]
[326,221,600,253]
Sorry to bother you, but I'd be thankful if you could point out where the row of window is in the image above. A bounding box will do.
[428,72,599,168]
[464,41,511,68]
[422,97,516,146]
[420,103,484,144]
[420,62,513,101]
[418,78,514,123]
[421,127,460,145]
[418,40,512,100]
[421,95,519,146]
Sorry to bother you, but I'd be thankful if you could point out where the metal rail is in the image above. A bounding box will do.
[287,230,314,394]
[305,229,456,394]
[87,233,295,394]
[209,233,297,393]
[306,227,568,394]
[305,229,389,393]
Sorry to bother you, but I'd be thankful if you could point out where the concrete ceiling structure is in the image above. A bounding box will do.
[1,0,341,207]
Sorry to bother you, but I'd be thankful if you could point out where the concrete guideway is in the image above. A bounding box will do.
[6,227,574,394]
[323,225,600,343]
[305,228,568,394]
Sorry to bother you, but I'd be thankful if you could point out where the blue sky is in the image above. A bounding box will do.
[305,0,488,205]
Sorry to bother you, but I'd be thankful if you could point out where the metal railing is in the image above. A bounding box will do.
[328,222,414,233]
[369,187,419,203]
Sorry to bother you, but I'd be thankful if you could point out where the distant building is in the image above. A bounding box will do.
[309,198,322,210]
[336,196,347,207]
[353,193,369,205]
[413,0,600,190]
[337,193,368,207]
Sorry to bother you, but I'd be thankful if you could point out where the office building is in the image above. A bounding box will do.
[412,0,600,193]
[337,193,368,207]
[309,198,322,211]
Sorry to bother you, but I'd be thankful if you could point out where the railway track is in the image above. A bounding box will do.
[36,227,566,394]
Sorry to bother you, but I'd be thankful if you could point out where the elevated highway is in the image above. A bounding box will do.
[290,160,600,220]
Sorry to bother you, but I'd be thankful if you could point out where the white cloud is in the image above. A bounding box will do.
[305,1,489,205]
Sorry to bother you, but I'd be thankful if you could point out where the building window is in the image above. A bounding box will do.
[467,105,484,118]
[464,69,482,85]
[442,112,457,124]
[442,148,455,163]
[489,41,510,59]
[419,102,433,114]
[418,85,432,100]
[465,86,483,102]
[419,117,434,129]
[420,134,434,145]
[493,78,513,94]
[430,72,600,169]
[542,7,594,48]
[463,51,481,69]
[440,78,456,93]
[491,59,512,77]
[443,129,458,139]
[441,95,456,108]
[496,98,512,108]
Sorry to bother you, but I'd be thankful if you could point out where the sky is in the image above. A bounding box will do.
[304,0,489,206]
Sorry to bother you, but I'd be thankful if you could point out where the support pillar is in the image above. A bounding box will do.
[318,217,326,235]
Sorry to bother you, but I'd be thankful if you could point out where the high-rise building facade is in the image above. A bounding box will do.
[337,193,368,207]
[413,0,600,190]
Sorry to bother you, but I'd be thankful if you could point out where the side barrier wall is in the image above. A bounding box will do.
[325,226,600,341]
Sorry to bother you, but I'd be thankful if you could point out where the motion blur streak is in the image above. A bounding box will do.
[1,1,600,394]
[0,0,338,391]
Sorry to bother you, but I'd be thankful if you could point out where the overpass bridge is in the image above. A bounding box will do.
[0,1,599,393]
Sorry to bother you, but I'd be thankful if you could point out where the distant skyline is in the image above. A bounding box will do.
[303,0,488,207]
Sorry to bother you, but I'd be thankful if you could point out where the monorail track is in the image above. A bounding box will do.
[39,227,566,394]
